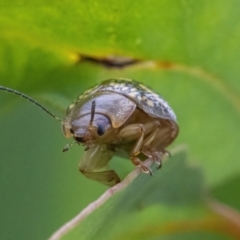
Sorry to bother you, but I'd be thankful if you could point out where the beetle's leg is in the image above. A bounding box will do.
[142,123,161,149]
[119,121,159,141]
[119,121,159,175]
[142,150,163,169]
[130,125,153,175]
[81,171,121,186]
[141,124,164,168]
[79,145,120,186]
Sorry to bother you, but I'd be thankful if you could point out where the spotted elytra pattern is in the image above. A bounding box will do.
[67,79,176,121]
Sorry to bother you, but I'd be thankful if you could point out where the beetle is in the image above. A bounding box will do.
[0,79,179,186]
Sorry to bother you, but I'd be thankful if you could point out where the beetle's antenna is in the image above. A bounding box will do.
[89,100,96,126]
[62,141,76,152]
[0,86,62,122]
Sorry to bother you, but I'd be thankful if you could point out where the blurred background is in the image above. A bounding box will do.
[0,1,240,239]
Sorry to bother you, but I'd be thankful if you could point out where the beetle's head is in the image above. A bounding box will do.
[62,101,113,145]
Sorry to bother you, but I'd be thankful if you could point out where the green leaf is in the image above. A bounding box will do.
[0,1,240,240]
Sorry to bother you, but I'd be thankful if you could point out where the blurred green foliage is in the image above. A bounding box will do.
[0,1,240,240]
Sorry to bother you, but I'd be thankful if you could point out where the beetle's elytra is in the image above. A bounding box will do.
[0,79,179,186]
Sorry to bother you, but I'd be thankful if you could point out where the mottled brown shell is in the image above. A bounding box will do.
[65,92,136,128]
[67,78,177,123]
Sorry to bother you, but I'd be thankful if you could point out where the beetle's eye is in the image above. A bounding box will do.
[97,123,105,136]
[75,136,84,142]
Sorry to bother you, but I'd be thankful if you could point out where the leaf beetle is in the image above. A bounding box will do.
[0,79,179,186]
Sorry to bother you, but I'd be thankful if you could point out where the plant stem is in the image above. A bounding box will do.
[48,159,153,240]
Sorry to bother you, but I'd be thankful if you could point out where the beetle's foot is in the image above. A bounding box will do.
[148,151,163,169]
[139,164,153,176]
[155,150,171,169]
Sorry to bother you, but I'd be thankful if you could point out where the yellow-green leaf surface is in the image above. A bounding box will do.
[0,1,240,240]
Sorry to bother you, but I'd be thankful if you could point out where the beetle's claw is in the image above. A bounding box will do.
[148,168,153,176]
[153,155,162,169]
[139,164,153,176]
[156,161,162,169]
[155,150,171,169]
